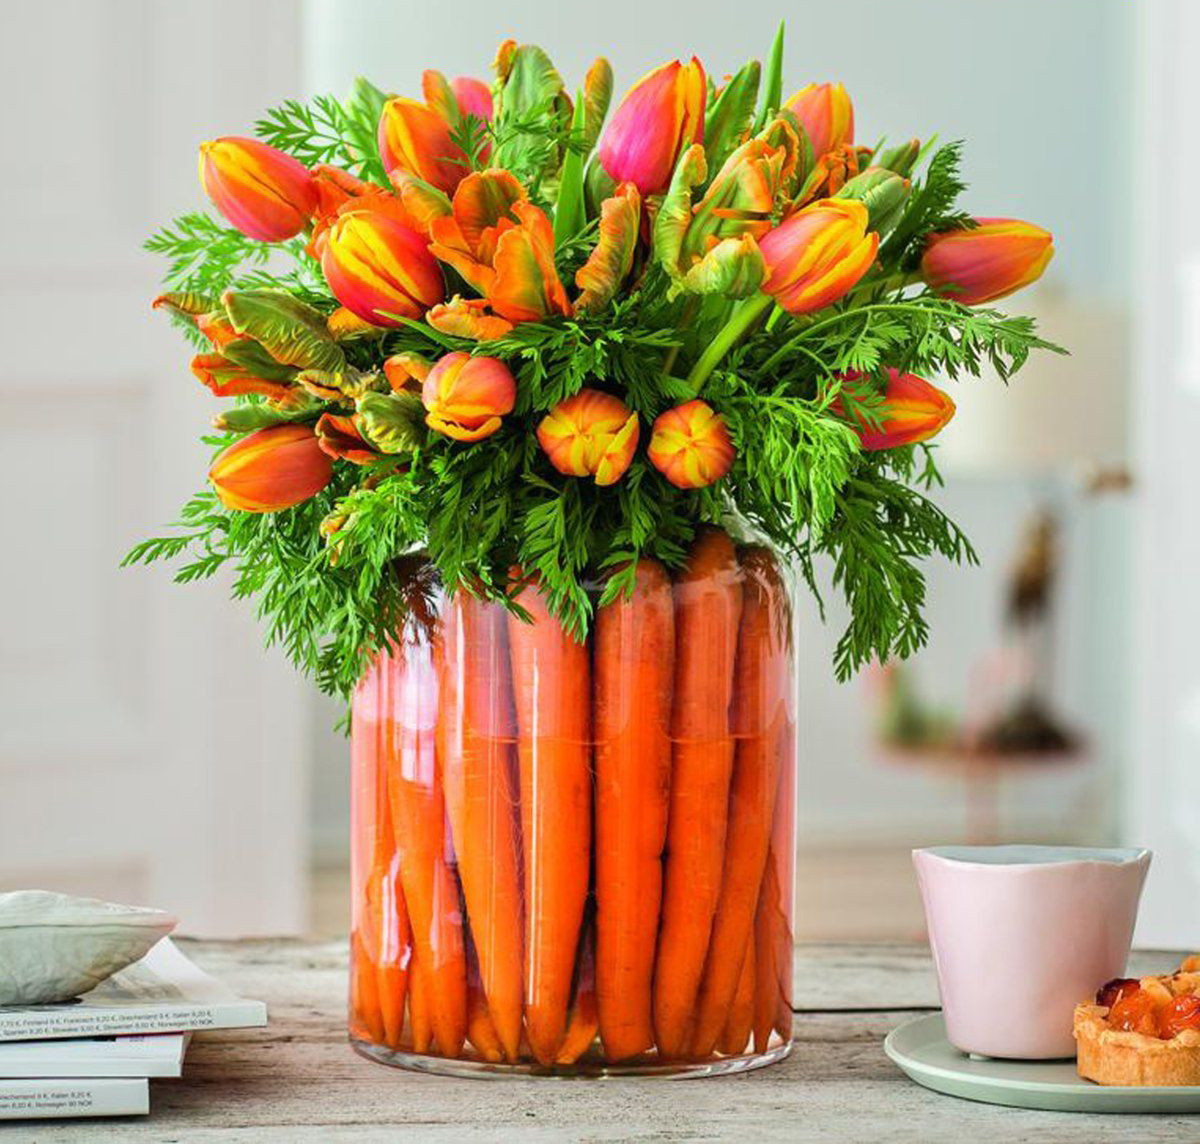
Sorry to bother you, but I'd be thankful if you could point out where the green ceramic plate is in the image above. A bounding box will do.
[885,1013,1200,1113]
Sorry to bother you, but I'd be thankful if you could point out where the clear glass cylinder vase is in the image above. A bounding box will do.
[349,527,796,1076]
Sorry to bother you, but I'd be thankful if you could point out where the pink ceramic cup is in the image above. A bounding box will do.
[913,845,1151,1059]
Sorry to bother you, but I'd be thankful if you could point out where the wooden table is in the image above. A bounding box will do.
[27,942,1196,1141]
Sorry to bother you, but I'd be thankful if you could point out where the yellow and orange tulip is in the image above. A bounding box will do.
[315,412,378,464]
[783,82,854,158]
[536,389,639,486]
[377,96,469,196]
[198,137,317,243]
[758,198,877,315]
[839,369,956,450]
[598,57,706,195]
[209,424,333,512]
[320,209,445,326]
[427,297,515,341]
[921,218,1054,306]
[429,171,571,324]
[647,399,735,489]
[422,352,516,441]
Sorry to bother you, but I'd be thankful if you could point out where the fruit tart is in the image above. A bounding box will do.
[1074,957,1200,1085]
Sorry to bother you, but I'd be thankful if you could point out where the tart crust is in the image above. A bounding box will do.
[1074,967,1200,1086]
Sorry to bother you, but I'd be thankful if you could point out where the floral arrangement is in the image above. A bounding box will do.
[129,25,1059,697]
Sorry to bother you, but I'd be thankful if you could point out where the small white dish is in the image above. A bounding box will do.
[0,891,177,1005]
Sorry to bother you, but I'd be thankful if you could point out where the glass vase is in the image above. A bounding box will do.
[348,528,796,1076]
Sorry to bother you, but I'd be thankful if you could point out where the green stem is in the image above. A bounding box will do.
[686,293,772,394]
[662,296,700,377]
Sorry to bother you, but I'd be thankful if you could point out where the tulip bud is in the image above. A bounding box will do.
[377,97,469,196]
[758,199,878,315]
[598,58,706,195]
[422,352,516,441]
[921,218,1054,306]
[208,425,333,512]
[320,209,445,326]
[536,389,640,486]
[783,83,854,158]
[835,168,911,236]
[198,137,317,242]
[647,399,735,489]
[838,368,956,450]
[874,138,920,178]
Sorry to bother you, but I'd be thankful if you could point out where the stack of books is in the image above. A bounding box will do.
[0,939,266,1120]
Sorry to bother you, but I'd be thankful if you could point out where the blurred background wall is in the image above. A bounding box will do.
[3,0,1194,944]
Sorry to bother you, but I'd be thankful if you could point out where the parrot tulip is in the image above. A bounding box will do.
[190,353,293,402]
[320,209,445,326]
[450,76,494,123]
[647,399,735,489]
[921,218,1054,305]
[377,96,469,195]
[428,170,571,323]
[838,368,956,450]
[198,137,317,242]
[208,424,333,512]
[536,389,640,486]
[598,57,706,195]
[783,83,854,158]
[758,198,878,315]
[422,352,516,441]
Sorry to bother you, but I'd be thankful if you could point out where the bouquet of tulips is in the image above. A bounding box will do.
[132,24,1058,697]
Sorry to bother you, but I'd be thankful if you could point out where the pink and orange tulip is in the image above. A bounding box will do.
[428,170,571,324]
[422,352,516,441]
[320,209,445,326]
[377,96,469,196]
[920,218,1054,305]
[783,82,854,158]
[209,424,333,512]
[598,57,706,195]
[536,389,639,486]
[838,368,956,450]
[198,137,317,243]
[758,198,877,315]
[647,399,735,489]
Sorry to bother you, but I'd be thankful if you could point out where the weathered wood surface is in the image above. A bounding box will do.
[23,941,1195,1142]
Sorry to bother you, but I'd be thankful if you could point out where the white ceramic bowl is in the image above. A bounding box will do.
[913,845,1150,1060]
[0,890,177,1005]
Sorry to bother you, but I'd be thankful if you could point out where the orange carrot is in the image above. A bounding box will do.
[350,931,385,1045]
[408,947,433,1053]
[438,592,525,1061]
[377,642,467,1058]
[689,547,789,1057]
[594,560,674,1061]
[718,932,755,1056]
[753,715,796,1052]
[653,528,744,1059]
[368,855,410,1048]
[772,711,797,1042]
[507,570,593,1066]
[557,990,599,1066]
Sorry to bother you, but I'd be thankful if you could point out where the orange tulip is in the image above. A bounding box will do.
[422,352,516,441]
[536,389,639,486]
[315,412,378,464]
[198,137,317,242]
[598,58,706,195]
[208,425,332,512]
[320,209,445,326]
[838,368,956,450]
[428,170,571,324]
[306,163,423,258]
[758,199,877,315]
[647,399,735,489]
[377,96,469,196]
[921,218,1054,305]
[783,83,854,158]
[190,353,293,402]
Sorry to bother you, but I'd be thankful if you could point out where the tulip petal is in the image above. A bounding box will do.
[653,144,708,287]
[388,170,453,237]
[222,289,346,372]
[681,233,767,297]
[190,353,295,402]
[575,183,641,313]
[316,412,379,464]
[357,392,425,453]
[422,69,460,126]
[489,201,571,322]
[383,352,433,391]
[582,58,613,151]
[426,297,515,342]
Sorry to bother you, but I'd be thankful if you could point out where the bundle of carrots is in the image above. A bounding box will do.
[349,530,795,1068]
